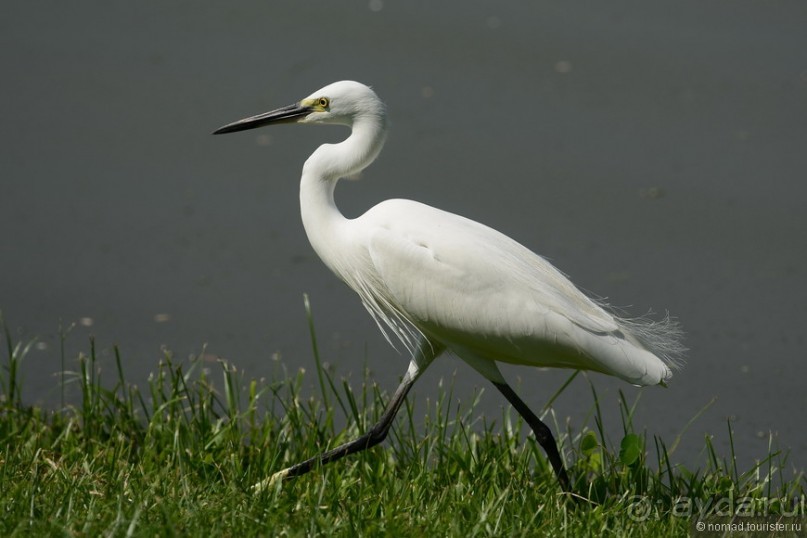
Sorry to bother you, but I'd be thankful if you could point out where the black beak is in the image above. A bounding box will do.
[213,102,312,135]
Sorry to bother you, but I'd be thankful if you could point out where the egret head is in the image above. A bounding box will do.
[213,81,385,135]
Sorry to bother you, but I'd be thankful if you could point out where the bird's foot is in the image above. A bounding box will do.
[251,468,290,493]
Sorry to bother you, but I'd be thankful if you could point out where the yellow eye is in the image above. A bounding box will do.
[318,97,330,108]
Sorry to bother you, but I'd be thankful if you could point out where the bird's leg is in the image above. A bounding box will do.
[491,381,571,492]
[270,368,416,482]
[255,342,441,490]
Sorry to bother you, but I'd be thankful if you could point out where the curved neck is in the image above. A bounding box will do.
[299,115,387,276]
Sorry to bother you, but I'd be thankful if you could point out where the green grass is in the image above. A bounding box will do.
[1,309,804,537]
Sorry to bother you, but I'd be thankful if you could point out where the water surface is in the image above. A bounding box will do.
[2,1,806,471]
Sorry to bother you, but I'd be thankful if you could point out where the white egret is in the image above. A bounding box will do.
[214,81,684,492]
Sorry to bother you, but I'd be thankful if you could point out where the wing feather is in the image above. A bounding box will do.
[363,200,618,339]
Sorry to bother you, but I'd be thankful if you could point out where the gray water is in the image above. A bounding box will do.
[2,1,806,473]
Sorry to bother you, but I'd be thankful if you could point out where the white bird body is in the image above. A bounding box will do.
[309,196,671,387]
[214,80,684,490]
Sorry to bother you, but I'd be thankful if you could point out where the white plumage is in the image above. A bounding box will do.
[357,199,681,386]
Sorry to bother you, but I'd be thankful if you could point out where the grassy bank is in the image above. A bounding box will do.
[1,313,804,536]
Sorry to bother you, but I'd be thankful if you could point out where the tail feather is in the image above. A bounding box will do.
[617,312,687,372]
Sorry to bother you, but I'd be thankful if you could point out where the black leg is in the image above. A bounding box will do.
[492,381,571,492]
[274,368,417,481]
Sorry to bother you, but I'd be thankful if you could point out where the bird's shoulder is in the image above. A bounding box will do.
[360,199,511,250]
